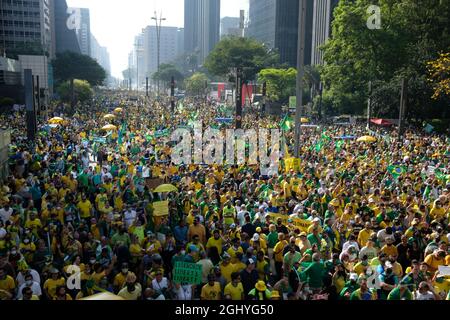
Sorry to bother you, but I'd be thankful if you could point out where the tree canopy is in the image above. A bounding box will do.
[205,36,279,83]
[320,0,450,119]
[53,51,106,86]
[258,68,297,103]
[57,79,93,103]
[184,73,209,96]
[152,64,184,85]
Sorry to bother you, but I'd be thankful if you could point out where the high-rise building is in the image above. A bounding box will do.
[184,0,220,64]
[143,26,184,75]
[220,16,240,38]
[184,0,198,54]
[52,0,81,54]
[0,0,54,58]
[67,7,91,56]
[311,0,339,65]
[90,34,111,76]
[275,0,313,67]
[247,0,276,48]
[248,0,318,67]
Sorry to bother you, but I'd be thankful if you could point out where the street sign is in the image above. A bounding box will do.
[173,261,202,284]
[289,96,296,110]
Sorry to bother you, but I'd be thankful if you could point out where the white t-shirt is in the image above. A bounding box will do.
[124,210,137,228]
[17,282,42,299]
[16,269,41,286]
[415,291,435,300]
[0,207,13,223]
[152,278,169,292]
[173,285,192,300]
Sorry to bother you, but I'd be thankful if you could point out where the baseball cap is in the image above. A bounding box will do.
[246,258,255,265]
[349,273,358,281]
[252,233,260,241]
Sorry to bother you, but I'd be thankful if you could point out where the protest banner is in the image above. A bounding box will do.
[268,213,311,232]
[172,261,203,284]
[152,200,169,217]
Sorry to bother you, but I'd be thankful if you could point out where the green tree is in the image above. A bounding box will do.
[184,73,209,96]
[205,36,279,83]
[258,68,297,103]
[321,0,450,118]
[57,80,93,103]
[52,51,106,107]
[152,64,184,88]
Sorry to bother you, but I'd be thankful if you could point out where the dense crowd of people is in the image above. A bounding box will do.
[0,93,449,300]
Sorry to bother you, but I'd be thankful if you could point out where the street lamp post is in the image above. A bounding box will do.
[294,0,307,158]
[151,11,166,96]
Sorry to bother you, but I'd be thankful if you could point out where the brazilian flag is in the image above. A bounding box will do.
[280,114,293,131]
[387,165,406,177]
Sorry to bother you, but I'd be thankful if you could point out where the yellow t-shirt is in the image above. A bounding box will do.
[43,278,65,299]
[224,282,244,300]
[274,240,288,262]
[201,282,221,300]
[77,200,92,218]
[206,237,223,255]
[0,275,15,299]
[220,262,235,284]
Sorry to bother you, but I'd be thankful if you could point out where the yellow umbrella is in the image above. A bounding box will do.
[301,118,309,123]
[103,114,116,120]
[114,107,123,113]
[48,117,64,124]
[357,135,377,142]
[154,184,178,193]
[101,124,117,131]
[80,292,125,300]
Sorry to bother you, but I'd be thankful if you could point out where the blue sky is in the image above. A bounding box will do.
[67,0,249,78]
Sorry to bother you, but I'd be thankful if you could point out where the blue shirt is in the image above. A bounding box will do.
[174,225,188,244]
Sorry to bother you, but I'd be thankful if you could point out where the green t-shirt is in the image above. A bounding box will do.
[267,231,278,248]
[300,261,325,289]
[387,287,413,300]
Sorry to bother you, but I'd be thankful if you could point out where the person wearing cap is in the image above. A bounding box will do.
[118,272,142,300]
[43,268,65,300]
[144,232,162,255]
[200,274,221,300]
[339,273,360,300]
[219,253,236,284]
[224,272,244,300]
[239,257,259,299]
[250,233,267,254]
[248,280,272,300]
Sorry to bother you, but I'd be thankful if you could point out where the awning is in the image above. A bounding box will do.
[370,118,394,126]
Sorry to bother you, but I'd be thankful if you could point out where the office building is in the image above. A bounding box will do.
[0,0,54,58]
[90,34,111,75]
[67,7,91,56]
[220,16,240,38]
[52,0,81,54]
[275,0,313,67]
[311,0,339,65]
[143,26,184,75]
[184,0,220,64]
[247,0,276,48]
